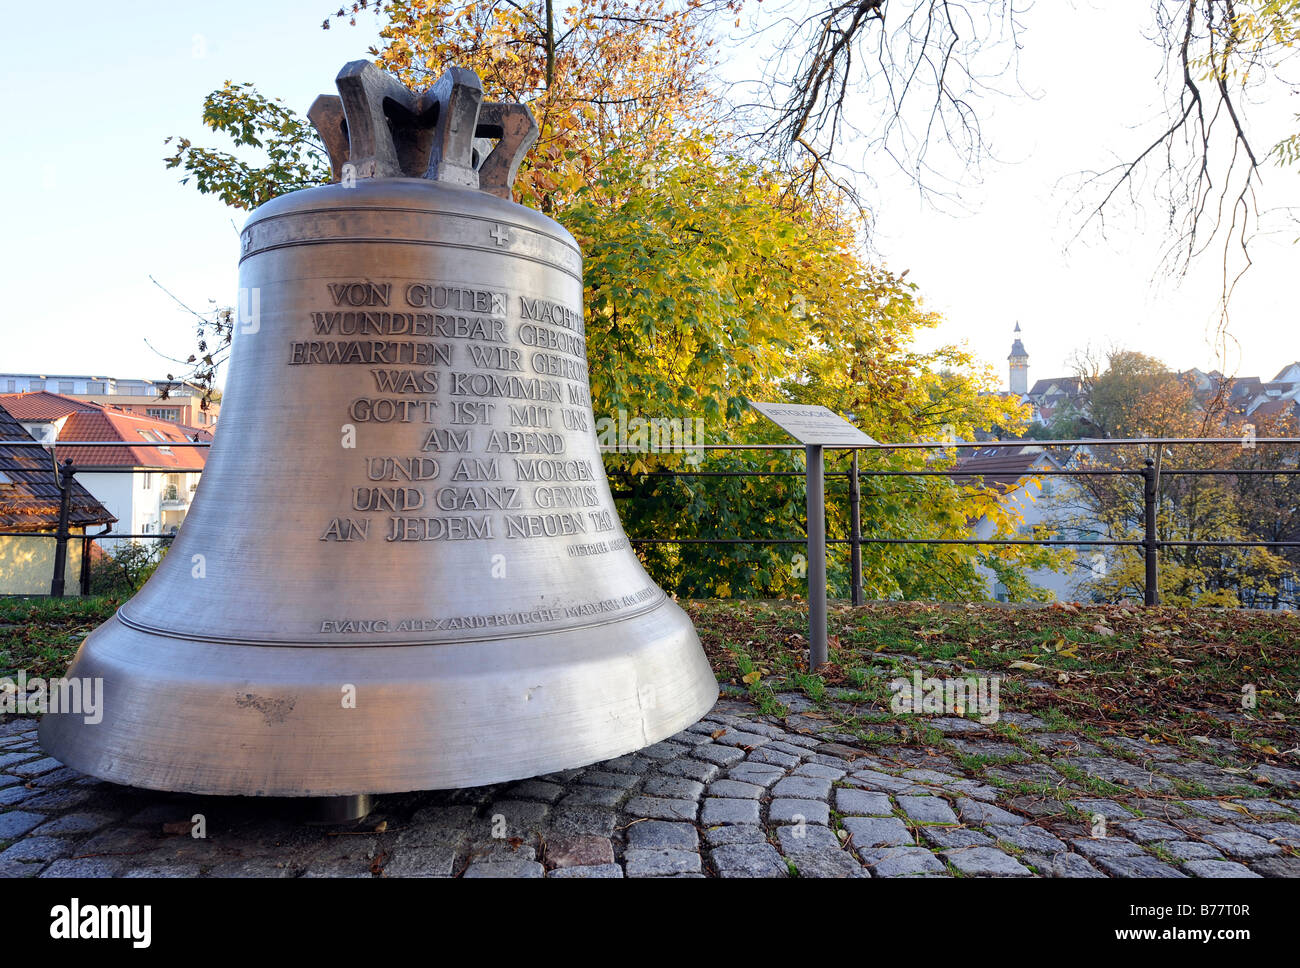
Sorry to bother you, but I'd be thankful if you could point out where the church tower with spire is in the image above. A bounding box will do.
[1008,323,1028,395]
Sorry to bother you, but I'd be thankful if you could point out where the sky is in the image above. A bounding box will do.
[1,0,1296,391]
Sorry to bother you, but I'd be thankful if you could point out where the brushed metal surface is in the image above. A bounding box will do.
[39,65,717,795]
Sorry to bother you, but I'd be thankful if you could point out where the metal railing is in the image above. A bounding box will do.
[605,438,1300,611]
[3,437,1298,612]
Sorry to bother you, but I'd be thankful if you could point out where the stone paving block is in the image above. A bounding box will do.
[902,768,961,786]
[488,800,549,824]
[410,804,479,828]
[985,823,1066,852]
[769,799,830,826]
[1159,840,1224,861]
[1201,829,1281,859]
[547,806,618,837]
[1003,794,1070,818]
[1184,860,1260,878]
[597,754,654,775]
[847,769,914,794]
[927,717,987,734]
[772,776,832,800]
[897,795,958,825]
[706,779,764,799]
[627,821,698,851]
[462,860,545,878]
[0,751,39,769]
[208,858,298,878]
[10,757,63,778]
[956,797,1026,826]
[713,730,771,749]
[559,787,627,809]
[691,745,746,767]
[702,824,767,847]
[538,769,584,783]
[40,857,123,878]
[921,826,994,849]
[0,785,39,807]
[985,764,1061,786]
[1248,856,1300,877]
[640,776,704,801]
[1057,756,1173,792]
[745,747,801,769]
[1071,836,1145,860]
[544,834,615,869]
[1095,855,1186,878]
[379,847,460,878]
[765,741,814,759]
[668,730,713,747]
[507,780,566,803]
[859,846,947,877]
[625,796,698,822]
[660,758,721,783]
[1112,818,1183,843]
[624,848,701,877]
[0,811,44,839]
[1070,799,1135,820]
[835,788,893,816]
[1238,821,1300,848]
[787,849,863,878]
[0,836,72,866]
[123,865,202,878]
[1177,799,1258,822]
[710,843,788,877]
[776,823,842,853]
[698,797,760,826]
[34,811,129,837]
[793,762,847,781]
[945,780,1002,802]
[843,816,914,848]
[942,846,1033,877]
[1022,851,1105,878]
[725,762,785,787]
[639,741,689,761]
[577,771,640,790]
[548,863,623,878]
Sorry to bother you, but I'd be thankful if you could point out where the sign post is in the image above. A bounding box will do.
[748,403,876,671]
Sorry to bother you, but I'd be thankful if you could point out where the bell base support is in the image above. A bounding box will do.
[38,599,718,797]
[305,795,373,824]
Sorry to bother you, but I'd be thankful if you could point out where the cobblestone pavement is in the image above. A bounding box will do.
[2,701,1297,878]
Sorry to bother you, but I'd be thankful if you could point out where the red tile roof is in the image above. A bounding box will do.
[0,391,87,421]
[54,409,208,469]
[952,448,1058,488]
[0,391,209,469]
[0,402,115,529]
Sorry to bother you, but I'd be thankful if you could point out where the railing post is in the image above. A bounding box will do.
[50,458,75,598]
[79,534,92,596]
[805,444,827,670]
[850,448,863,606]
[1142,456,1160,605]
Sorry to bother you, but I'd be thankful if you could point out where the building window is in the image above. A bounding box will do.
[58,381,74,393]
[4,380,14,392]
[146,408,179,420]
[141,472,152,489]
